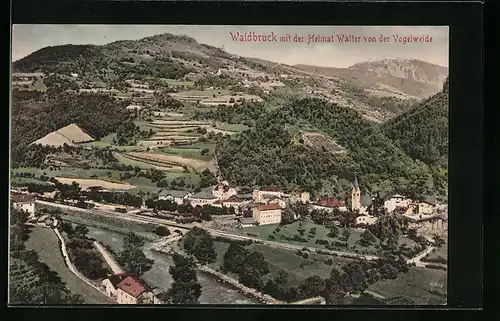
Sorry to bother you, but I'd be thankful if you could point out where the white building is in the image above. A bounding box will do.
[158,190,192,205]
[189,191,218,207]
[252,188,283,203]
[355,215,378,226]
[212,196,247,213]
[212,181,238,200]
[252,203,282,225]
[101,273,161,304]
[11,194,36,217]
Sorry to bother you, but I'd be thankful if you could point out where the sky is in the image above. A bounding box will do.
[11,25,449,68]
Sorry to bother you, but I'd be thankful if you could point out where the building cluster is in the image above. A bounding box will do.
[10,193,36,217]
[101,273,166,304]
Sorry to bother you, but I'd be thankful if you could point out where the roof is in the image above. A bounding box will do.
[239,217,256,224]
[11,194,35,203]
[262,193,281,199]
[158,189,190,198]
[255,203,282,211]
[236,193,253,199]
[360,195,372,207]
[107,273,129,288]
[32,123,94,147]
[190,192,217,200]
[261,187,282,192]
[116,275,151,298]
[377,191,394,201]
[316,197,345,208]
[353,175,359,189]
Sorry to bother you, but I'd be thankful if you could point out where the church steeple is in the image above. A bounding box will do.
[353,174,359,189]
[351,174,361,212]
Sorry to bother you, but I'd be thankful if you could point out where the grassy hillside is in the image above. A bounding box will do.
[217,97,438,198]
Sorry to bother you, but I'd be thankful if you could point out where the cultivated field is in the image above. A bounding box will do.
[302,132,346,154]
[368,267,447,305]
[114,152,186,171]
[24,226,113,304]
[125,152,209,171]
[54,177,136,190]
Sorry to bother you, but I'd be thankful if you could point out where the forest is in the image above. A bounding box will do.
[383,77,449,166]
[216,97,441,199]
[11,90,130,166]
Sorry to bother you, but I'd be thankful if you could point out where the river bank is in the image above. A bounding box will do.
[84,225,259,304]
[149,239,278,304]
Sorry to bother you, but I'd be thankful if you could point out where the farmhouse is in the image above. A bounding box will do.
[252,203,282,225]
[158,189,192,205]
[189,191,218,207]
[31,123,94,147]
[252,188,283,203]
[11,194,36,217]
[101,273,163,304]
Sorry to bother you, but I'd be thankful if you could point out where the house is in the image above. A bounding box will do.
[406,213,448,237]
[383,194,413,213]
[355,215,378,226]
[413,199,435,215]
[289,192,311,204]
[238,217,256,228]
[189,191,218,207]
[102,274,157,304]
[212,181,237,200]
[158,190,192,205]
[252,188,283,203]
[11,194,36,217]
[252,203,282,225]
[312,197,347,212]
[212,195,247,213]
[267,197,287,209]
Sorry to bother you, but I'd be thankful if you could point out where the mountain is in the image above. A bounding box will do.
[294,58,448,100]
[13,34,444,122]
[383,77,449,166]
[216,97,438,199]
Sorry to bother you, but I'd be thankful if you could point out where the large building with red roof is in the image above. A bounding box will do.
[312,197,347,213]
[252,203,282,225]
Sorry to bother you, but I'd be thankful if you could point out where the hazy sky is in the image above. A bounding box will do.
[11,25,449,68]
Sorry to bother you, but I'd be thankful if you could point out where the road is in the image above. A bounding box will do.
[93,241,125,274]
[39,200,439,265]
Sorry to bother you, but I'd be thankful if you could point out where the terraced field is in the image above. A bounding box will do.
[114,152,185,171]
[302,132,347,154]
[124,152,209,171]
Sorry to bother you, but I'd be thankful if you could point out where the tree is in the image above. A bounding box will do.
[223,243,250,273]
[168,253,202,304]
[297,275,326,300]
[73,224,89,239]
[155,226,171,237]
[183,227,216,265]
[238,251,269,290]
[323,268,346,304]
[118,232,154,276]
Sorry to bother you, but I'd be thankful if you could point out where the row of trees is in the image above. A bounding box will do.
[9,207,84,304]
[60,223,111,279]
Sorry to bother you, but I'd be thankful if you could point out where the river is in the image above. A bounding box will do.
[85,226,258,304]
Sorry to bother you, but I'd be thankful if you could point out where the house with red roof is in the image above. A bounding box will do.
[101,273,164,304]
[252,203,282,225]
[312,197,347,213]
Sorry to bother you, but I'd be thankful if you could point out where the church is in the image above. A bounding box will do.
[348,175,373,214]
